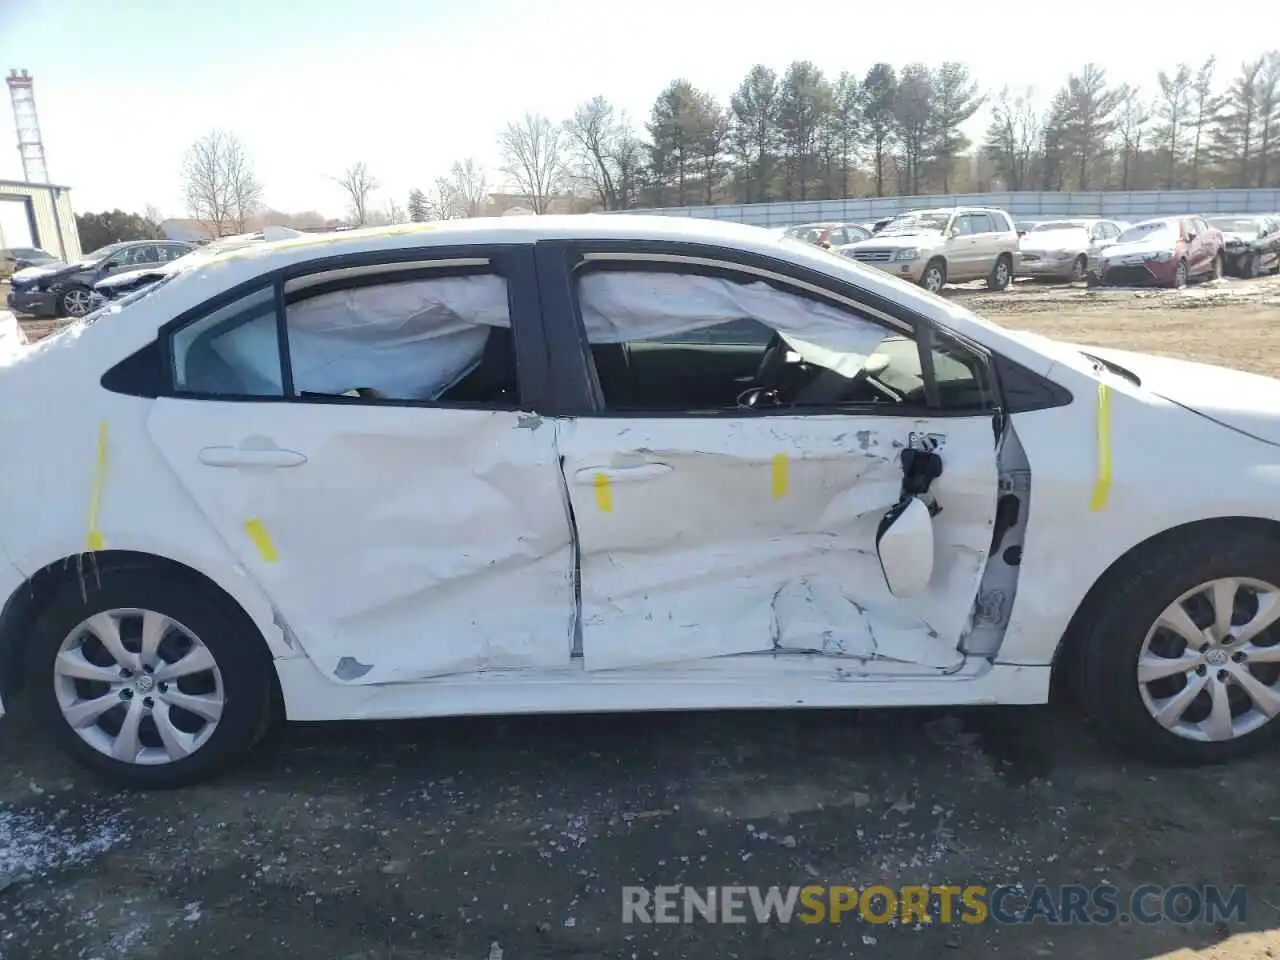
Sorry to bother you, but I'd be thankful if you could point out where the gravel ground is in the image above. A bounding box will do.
[3,272,1280,959]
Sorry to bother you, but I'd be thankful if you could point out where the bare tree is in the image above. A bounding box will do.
[336,161,378,226]
[442,158,489,217]
[385,198,406,224]
[499,113,566,214]
[181,130,263,237]
[427,178,462,220]
[142,204,165,238]
[1155,64,1194,187]
[1114,86,1152,189]
[984,86,1042,190]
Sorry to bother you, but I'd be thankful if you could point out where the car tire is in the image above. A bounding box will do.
[1074,523,1280,765]
[1070,255,1088,283]
[59,285,94,318]
[985,254,1013,291]
[919,259,947,294]
[25,565,276,789]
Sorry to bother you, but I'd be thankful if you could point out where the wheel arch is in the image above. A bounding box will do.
[0,549,285,706]
[1049,515,1280,697]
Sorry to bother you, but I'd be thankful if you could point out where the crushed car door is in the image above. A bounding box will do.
[147,250,576,685]
[548,259,1001,673]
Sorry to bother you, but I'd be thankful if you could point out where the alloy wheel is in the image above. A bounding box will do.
[53,608,226,765]
[62,288,93,317]
[924,266,944,293]
[1137,577,1280,743]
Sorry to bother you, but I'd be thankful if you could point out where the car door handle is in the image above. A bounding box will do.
[574,464,673,484]
[198,446,308,468]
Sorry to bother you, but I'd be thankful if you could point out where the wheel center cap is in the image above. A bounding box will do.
[134,673,155,693]
[1205,648,1229,667]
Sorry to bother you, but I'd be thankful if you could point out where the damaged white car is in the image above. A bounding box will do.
[2,215,1280,787]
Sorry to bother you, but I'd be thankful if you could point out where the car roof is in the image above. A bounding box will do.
[189,215,795,271]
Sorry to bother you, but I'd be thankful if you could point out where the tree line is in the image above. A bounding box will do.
[406,51,1280,217]
[158,51,1280,239]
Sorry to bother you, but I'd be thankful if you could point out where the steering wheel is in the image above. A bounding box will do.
[736,385,781,410]
[753,332,790,391]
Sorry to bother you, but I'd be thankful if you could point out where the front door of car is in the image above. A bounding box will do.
[541,251,1000,674]
[1184,219,1210,274]
[146,247,577,686]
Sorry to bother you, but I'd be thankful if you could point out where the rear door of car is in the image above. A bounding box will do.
[533,239,1003,675]
[144,243,577,686]
[947,214,982,279]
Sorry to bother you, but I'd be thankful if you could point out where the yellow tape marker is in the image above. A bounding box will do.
[771,453,789,499]
[1088,382,1112,512]
[85,421,108,551]
[593,473,613,513]
[244,518,280,563]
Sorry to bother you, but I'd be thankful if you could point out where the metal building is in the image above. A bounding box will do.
[0,180,81,261]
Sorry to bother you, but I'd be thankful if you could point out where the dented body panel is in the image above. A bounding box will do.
[147,400,576,684]
[557,413,997,672]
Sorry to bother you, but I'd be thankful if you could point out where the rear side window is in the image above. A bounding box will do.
[989,211,1011,232]
[165,268,519,406]
[171,286,284,397]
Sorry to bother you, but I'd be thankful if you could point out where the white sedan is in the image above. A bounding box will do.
[2,215,1279,788]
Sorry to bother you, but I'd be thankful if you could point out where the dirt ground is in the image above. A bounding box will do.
[3,274,1280,960]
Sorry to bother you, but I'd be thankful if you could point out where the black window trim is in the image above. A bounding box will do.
[102,242,554,412]
[532,238,1073,420]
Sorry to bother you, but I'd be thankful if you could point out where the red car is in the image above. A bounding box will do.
[1090,215,1224,288]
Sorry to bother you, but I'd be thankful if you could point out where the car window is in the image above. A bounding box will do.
[168,270,519,404]
[1191,217,1209,235]
[156,244,187,262]
[122,245,159,266]
[987,211,1011,232]
[952,216,976,237]
[572,265,993,414]
[1118,220,1176,243]
[171,286,284,397]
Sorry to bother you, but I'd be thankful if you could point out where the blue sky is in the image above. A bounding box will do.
[1,0,1274,219]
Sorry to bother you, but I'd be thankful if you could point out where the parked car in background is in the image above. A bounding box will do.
[1,247,59,280]
[782,222,871,249]
[89,228,305,311]
[6,239,195,318]
[867,216,897,234]
[1207,215,1280,278]
[1018,218,1125,283]
[1090,216,1224,289]
[840,207,1020,293]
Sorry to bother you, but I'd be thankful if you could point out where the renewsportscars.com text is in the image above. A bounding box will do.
[622,884,1248,926]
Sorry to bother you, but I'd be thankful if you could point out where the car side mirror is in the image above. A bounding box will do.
[1017,229,1027,238]
[875,496,935,598]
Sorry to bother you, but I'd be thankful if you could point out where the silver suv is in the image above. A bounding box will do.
[837,207,1020,293]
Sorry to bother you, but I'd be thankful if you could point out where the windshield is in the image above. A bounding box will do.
[83,241,131,263]
[1207,217,1257,232]
[879,212,951,235]
[1031,220,1089,232]
[1117,220,1177,243]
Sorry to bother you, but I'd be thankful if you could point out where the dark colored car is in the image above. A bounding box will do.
[1206,215,1280,278]
[1089,216,1224,289]
[6,239,194,318]
[0,246,59,280]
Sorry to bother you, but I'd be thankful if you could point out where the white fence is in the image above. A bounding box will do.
[614,189,1280,227]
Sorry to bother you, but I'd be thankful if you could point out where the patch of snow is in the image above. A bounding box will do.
[0,803,130,883]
